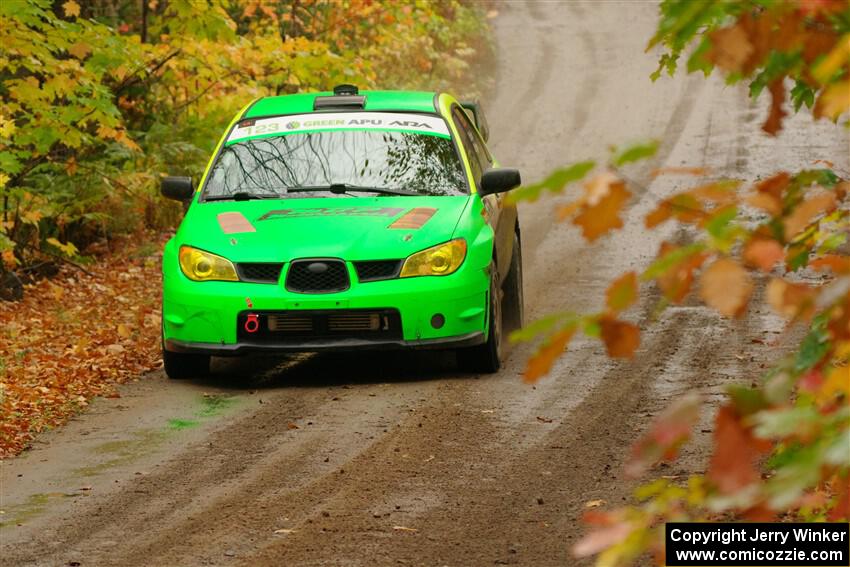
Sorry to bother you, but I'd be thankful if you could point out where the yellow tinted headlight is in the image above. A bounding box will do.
[178,246,239,282]
[400,239,467,278]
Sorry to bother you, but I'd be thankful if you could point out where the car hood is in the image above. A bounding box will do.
[178,195,473,262]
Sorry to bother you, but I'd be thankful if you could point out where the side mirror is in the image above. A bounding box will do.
[161,176,194,202]
[479,168,521,197]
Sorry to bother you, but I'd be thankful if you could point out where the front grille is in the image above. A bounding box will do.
[285,259,349,293]
[268,315,313,332]
[237,262,283,283]
[327,312,382,332]
[237,309,402,343]
[354,260,402,282]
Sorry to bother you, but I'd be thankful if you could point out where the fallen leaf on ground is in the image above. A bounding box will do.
[392,526,418,532]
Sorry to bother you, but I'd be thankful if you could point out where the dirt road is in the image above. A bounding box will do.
[2,3,847,566]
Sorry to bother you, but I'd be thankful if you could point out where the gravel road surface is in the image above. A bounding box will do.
[2,3,847,566]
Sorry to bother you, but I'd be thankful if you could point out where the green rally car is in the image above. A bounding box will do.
[160,85,523,378]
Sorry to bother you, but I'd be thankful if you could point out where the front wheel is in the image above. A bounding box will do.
[457,261,503,374]
[162,346,210,380]
[502,232,524,333]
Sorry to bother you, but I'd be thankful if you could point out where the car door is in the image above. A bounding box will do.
[450,105,515,282]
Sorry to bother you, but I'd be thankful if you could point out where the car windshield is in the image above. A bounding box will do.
[203,125,468,200]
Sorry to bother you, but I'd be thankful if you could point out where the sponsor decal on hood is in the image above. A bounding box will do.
[258,206,406,221]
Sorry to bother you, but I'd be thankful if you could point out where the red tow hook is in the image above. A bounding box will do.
[244,314,260,333]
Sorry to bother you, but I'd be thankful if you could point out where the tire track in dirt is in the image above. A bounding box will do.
[2,4,847,567]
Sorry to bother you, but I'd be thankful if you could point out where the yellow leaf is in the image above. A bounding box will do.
[68,42,91,60]
[117,324,131,339]
[784,192,837,240]
[814,80,850,120]
[0,117,16,138]
[22,210,43,225]
[817,365,850,405]
[812,34,850,85]
[62,0,81,18]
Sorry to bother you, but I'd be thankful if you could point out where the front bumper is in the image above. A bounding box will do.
[162,258,490,353]
[165,331,485,356]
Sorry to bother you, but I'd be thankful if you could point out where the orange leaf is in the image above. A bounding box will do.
[709,405,770,494]
[573,175,631,242]
[766,278,817,320]
[655,242,707,303]
[699,258,753,317]
[745,192,783,216]
[626,393,701,477]
[599,316,640,358]
[556,200,582,221]
[707,24,754,73]
[651,166,709,177]
[809,254,850,274]
[688,181,739,204]
[762,78,787,136]
[645,201,672,228]
[743,239,785,272]
[524,328,575,383]
[784,192,837,240]
[606,272,638,313]
[755,172,790,198]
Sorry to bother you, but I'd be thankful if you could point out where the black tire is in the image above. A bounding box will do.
[163,347,210,380]
[502,232,524,333]
[457,261,503,374]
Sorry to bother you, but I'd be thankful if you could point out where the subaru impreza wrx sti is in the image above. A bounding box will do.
[160,85,523,378]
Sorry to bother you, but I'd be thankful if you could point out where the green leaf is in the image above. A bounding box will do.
[790,80,816,111]
[705,205,738,241]
[510,312,578,343]
[507,160,595,203]
[793,323,830,373]
[611,141,659,167]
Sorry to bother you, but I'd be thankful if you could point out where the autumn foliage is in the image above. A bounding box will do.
[511,1,849,564]
[0,0,492,281]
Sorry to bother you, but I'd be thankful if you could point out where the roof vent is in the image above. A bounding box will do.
[314,85,366,110]
[333,84,359,96]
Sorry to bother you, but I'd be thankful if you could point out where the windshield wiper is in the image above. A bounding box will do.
[204,192,281,202]
[286,184,419,197]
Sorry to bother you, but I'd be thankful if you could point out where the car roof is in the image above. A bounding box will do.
[243,90,439,119]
